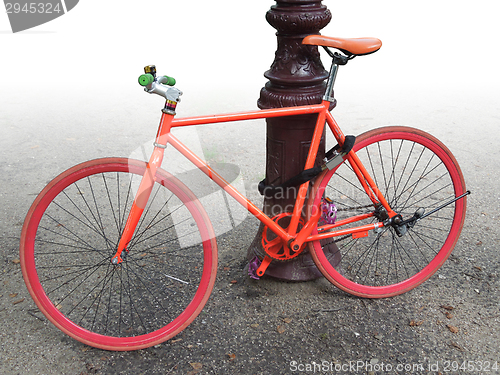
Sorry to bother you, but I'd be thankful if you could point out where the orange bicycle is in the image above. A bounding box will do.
[19,35,469,350]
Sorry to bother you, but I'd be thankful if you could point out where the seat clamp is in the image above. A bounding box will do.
[153,142,167,149]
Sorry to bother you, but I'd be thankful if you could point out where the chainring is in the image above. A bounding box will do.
[261,212,305,261]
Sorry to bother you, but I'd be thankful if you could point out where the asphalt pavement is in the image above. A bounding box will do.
[1,75,499,373]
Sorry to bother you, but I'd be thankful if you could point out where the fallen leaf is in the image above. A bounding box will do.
[9,293,18,298]
[227,353,236,361]
[447,325,459,334]
[409,320,424,326]
[13,298,25,305]
[474,266,482,271]
[250,323,259,328]
[101,356,109,361]
[441,305,454,311]
[445,312,453,319]
[283,317,292,324]
[230,280,237,284]
[450,341,464,351]
[189,362,202,370]
[277,325,286,334]
[476,241,482,246]
[12,259,20,264]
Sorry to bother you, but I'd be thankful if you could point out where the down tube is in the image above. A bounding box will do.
[166,133,291,242]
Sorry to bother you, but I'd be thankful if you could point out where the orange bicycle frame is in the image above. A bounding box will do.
[112,100,397,264]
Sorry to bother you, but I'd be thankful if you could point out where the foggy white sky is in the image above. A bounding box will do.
[1,1,497,94]
[0,0,498,139]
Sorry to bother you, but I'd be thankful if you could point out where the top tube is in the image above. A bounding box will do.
[170,103,327,128]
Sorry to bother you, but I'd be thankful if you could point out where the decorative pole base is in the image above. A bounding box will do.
[247,0,339,281]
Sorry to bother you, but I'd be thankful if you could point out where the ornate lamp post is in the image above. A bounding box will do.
[248,0,336,280]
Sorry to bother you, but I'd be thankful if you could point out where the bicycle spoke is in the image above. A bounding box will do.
[87,177,119,254]
[128,206,187,250]
[71,181,108,242]
[66,263,115,321]
[47,257,110,306]
[52,195,107,241]
[42,214,100,253]
[102,173,121,235]
[35,235,103,254]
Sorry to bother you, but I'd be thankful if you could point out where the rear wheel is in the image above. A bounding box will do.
[20,158,217,350]
[308,127,467,298]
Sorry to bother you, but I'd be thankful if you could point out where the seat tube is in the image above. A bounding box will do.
[288,107,327,236]
[111,111,174,264]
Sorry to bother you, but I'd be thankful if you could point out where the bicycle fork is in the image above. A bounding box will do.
[111,111,175,265]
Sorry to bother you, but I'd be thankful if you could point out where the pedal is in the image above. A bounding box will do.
[248,256,262,279]
[324,135,356,170]
[319,197,337,225]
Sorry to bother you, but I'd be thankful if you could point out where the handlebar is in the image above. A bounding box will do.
[138,73,176,87]
[138,73,154,86]
[138,65,182,109]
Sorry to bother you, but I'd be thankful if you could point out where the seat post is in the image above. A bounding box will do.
[323,61,339,103]
[323,51,351,103]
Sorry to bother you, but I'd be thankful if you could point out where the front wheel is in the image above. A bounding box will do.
[308,127,467,298]
[20,158,217,350]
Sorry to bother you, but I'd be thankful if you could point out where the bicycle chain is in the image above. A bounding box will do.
[335,204,374,212]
